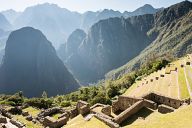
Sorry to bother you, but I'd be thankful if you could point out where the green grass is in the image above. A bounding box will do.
[13,115,43,128]
[52,113,61,120]
[185,65,192,97]
[178,66,190,99]
[23,107,40,117]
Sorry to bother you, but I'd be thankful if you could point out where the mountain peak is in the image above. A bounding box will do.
[0,27,80,97]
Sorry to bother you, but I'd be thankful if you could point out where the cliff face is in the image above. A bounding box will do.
[106,1,192,79]
[0,27,80,97]
[59,15,154,84]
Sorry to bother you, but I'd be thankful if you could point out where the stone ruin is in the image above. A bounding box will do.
[142,92,183,109]
[36,107,70,128]
[76,100,90,115]
[0,106,25,128]
[112,96,142,114]
[90,103,111,116]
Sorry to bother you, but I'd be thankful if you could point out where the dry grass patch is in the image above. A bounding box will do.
[123,105,192,128]
[64,115,109,128]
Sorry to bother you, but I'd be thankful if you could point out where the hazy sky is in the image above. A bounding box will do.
[0,0,189,13]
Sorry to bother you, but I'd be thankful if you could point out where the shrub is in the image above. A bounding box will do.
[60,101,71,107]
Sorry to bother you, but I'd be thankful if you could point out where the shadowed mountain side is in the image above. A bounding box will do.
[0,27,80,97]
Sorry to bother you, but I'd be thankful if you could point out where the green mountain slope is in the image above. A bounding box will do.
[106,1,192,79]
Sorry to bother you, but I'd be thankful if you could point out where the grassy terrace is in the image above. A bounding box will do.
[123,57,192,100]
[185,65,192,98]
[23,107,40,117]
[64,115,109,128]
[169,72,178,98]
[123,105,192,128]
[177,61,190,99]
[13,115,43,128]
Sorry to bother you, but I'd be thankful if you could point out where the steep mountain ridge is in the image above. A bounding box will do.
[59,15,154,84]
[0,27,80,97]
[106,1,192,79]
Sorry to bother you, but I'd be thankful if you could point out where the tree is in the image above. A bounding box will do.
[42,91,48,99]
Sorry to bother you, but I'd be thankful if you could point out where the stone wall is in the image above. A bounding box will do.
[114,100,144,124]
[76,100,90,115]
[69,108,78,118]
[42,116,69,128]
[143,99,157,110]
[112,96,142,113]
[90,103,111,116]
[10,119,25,128]
[158,104,175,114]
[143,93,183,109]
[94,113,119,128]
[38,107,64,118]
[101,105,111,116]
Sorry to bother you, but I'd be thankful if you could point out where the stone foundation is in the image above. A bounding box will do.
[143,93,183,109]
[158,104,174,114]
[114,100,144,124]
[42,116,68,128]
[112,96,142,113]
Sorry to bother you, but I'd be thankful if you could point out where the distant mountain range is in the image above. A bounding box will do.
[0,27,80,97]
[58,1,192,84]
[1,3,159,48]
[0,13,12,31]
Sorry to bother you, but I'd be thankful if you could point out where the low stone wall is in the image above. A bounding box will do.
[69,108,78,118]
[143,99,157,110]
[112,96,142,113]
[38,107,63,118]
[114,100,144,124]
[0,108,12,119]
[42,116,68,128]
[158,104,174,114]
[94,113,119,128]
[143,93,183,109]
[10,119,25,128]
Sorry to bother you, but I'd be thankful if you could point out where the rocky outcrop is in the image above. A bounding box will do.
[0,27,80,97]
